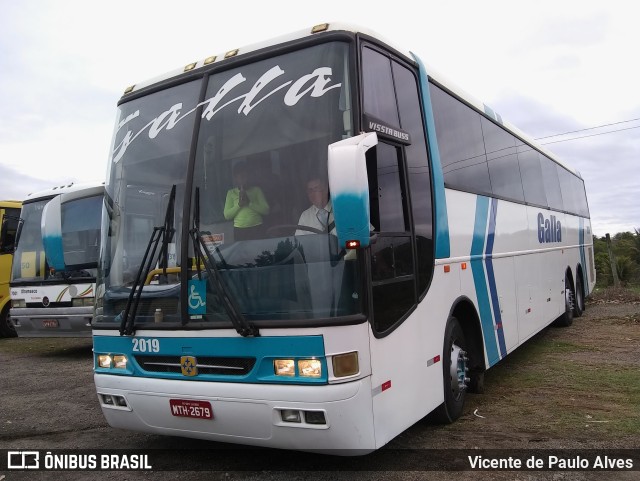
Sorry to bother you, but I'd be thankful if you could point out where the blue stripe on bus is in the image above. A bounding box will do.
[93,335,327,384]
[484,198,507,358]
[412,53,450,259]
[579,218,588,293]
[470,196,500,365]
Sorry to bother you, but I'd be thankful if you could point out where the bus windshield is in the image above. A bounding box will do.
[61,194,102,271]
[12,199,50,283]
[98,41,361,328]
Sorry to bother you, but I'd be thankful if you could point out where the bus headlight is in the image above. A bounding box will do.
[298,359,322,378]
[98,355,112,368]
[113,355,128,369]
[72,297,95,307]
[332,351,359,377]
[274,359,295,376]
[12,299,26,308]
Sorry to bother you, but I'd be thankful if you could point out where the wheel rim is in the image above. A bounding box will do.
[565,284,574,313]
[449,343,469,401]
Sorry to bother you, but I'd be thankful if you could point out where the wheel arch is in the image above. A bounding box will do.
[448,296,485,374]
[565,265,575,292]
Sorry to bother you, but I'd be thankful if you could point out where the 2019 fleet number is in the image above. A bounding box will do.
[132,338,160,353]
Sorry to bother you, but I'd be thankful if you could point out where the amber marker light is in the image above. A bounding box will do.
[311,23,329,34]
[332,352,359,378]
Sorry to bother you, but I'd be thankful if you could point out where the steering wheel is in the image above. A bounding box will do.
[266,224,325,236]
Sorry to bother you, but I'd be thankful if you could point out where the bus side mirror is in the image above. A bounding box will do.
[41,196,66,271]
[327,132,378,249]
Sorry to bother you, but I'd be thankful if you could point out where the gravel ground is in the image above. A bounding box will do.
[1,293,638,480]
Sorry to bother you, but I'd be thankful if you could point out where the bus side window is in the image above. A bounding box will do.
[367,143,416,333]
[0,210,20,254]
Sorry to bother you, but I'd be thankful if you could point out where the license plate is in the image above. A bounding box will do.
[42,320,59,328]
[169,399,213,419]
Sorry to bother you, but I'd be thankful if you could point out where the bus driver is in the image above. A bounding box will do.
[295,177,335,235]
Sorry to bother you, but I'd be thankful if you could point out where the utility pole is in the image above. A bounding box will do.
[605,233,621,287]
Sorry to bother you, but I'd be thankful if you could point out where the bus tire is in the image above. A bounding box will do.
[555,275,574,327]
[574,275,584,318]
[432,316,469,423]
[468,371,485,394]
[0,305,17,338]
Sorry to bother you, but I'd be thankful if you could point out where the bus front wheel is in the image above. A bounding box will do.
[0,305,16,338]
[432,316,469,423]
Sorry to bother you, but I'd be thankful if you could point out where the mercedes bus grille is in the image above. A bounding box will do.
[134,355,256,375]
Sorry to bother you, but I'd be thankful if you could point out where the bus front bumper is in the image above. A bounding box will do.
[11,307,93,337]
[94,373,376,453]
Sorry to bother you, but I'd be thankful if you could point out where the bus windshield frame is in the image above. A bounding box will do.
[96,38,365,330]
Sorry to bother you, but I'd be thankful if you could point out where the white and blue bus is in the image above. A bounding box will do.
[10,182,104,337]
[86,23,594,453]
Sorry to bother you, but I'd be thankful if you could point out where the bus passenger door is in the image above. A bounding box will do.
[365,141,425,447]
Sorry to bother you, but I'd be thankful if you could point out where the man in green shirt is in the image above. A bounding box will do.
[224,163,269,240]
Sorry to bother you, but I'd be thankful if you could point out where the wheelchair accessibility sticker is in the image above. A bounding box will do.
[188,279,206,315]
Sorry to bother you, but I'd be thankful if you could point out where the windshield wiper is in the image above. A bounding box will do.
[189,188,259,337]
[119,185,176,336]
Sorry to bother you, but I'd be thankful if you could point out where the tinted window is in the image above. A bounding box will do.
[482,117,523,201]
[367,141,415,333]
[517,145,547,207]
[0,208,20,253]
[368,143,407,232]
[61,195,103,268]
[557,166,577,214]
[575,178,590,217]
[371,236,415,332]
[429,84,491,195]
[362,47,399,126]
[393,61,433,294]
[540,155,563,211]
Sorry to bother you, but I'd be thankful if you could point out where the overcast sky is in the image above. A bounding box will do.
[1,0,638,236]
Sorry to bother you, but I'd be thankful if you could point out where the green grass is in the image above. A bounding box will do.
[476,332,640,436]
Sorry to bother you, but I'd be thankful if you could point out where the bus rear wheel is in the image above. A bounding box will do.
[0,305,17,338]
[555,275,574,327]
[432,316,469,423]
[574,275,585,318]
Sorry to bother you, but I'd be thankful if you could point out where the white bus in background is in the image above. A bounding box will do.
[10,182,104,337]
[76,23,595,453]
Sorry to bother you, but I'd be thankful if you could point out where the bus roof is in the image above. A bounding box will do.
[24,181,105,204]
[121,22,410,96]
[120,22,578,177]
[0,200,22,208]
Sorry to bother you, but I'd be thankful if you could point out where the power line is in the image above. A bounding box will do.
[539,125,640,145]
[535,117,640,140]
